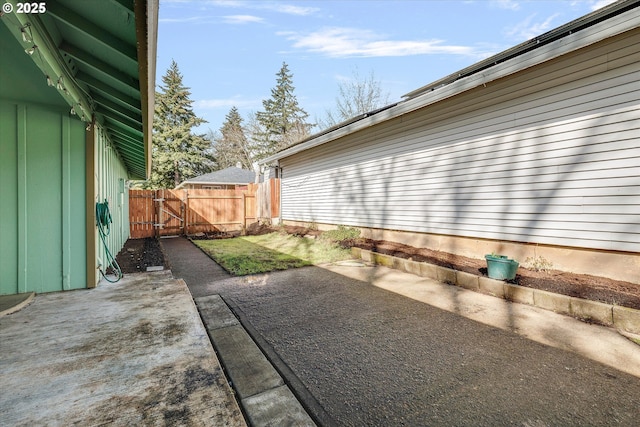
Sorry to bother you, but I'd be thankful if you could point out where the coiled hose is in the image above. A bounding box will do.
[96,199,123,282]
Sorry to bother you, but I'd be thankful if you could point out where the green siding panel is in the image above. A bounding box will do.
[26,107,63,292]
[0,100,86,295]
[0,103,19,294]
[92,126,130,285]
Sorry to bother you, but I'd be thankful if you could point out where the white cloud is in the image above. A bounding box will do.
[491,0,520,10]
[195,97,262,110]
[222,14,264,24]
[505,13,560,41]
[159,15,214,23]
[587,0,618,11]
[278,27,477,58]
[204,0,319,16]
[266,3,319,16]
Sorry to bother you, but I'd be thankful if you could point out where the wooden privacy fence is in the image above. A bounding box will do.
[129,178,280,239]
[256,177,280,220]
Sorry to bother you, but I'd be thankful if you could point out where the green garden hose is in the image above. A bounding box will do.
[96,199,123,282]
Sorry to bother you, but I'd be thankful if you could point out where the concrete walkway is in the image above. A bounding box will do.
[0,270,246,426]
[161,236,316,426]
[326,261,640,379]
[162,237,640,426]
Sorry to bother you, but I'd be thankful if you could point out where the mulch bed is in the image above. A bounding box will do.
[344,238,640,311]
[115,225,640,311]
[115,238,168,274]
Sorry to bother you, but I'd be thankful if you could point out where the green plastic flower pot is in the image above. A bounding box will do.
[485,255,519,280]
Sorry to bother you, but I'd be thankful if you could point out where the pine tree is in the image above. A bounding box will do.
[148,60,213,188]
[255,62,312,159]
[213,106,252,170]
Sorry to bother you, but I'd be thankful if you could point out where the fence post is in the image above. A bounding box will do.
[183,189,189,236]
[242,192,247,230]
[154,189,161,238]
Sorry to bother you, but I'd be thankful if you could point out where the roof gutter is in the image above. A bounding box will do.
[260,0,640,165]
[260,102,398,164]
[175,181,249,189]
[4,1,93,121]
[403,0,640,100]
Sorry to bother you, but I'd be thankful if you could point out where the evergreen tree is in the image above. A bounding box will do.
[148,60,213,188]
[255,62,312,159]
[213,106,252,169]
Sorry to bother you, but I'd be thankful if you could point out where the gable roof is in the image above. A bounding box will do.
[1,0,158,179]
[260,0,639,165]
[176,167,256,188]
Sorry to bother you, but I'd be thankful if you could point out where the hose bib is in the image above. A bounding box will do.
[96,199,123,282]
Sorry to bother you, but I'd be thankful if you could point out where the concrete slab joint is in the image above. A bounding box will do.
[194,293,317,426]
[242,386,316,427]
[613,305,640,334]
[570,298,613,327]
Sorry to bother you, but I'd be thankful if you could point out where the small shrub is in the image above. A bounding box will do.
[320,225,361,242]
[524,255,553,272]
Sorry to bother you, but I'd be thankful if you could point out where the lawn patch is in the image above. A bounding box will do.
[193,232,353,275]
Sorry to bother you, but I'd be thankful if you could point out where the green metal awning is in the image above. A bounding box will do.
[1,0,158,179]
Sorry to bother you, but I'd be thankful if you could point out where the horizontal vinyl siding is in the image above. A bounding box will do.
[280,29,640,252]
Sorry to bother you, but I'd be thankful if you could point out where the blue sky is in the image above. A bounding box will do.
[157,0,616,134]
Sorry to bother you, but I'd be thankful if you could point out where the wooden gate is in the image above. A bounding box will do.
[129,190,156,239]
[157,190,184,236]
[128,188,257,239]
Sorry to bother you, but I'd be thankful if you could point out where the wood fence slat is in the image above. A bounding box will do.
[128,180,279,238]
[129,178,280,239]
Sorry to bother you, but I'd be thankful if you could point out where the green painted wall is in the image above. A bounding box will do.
[1,21,88,294]
[1,16,134,293]
[91,125,131,286]
[0,101,87,294]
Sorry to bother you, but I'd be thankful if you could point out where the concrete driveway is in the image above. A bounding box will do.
[0,270,245,426]
[163,237,640,426]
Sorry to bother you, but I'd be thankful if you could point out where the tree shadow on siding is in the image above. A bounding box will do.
[321,106,636,340]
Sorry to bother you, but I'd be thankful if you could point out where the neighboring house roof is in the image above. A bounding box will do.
[2,0,159,179]
[261,0,638,164]
[176,167,256,188]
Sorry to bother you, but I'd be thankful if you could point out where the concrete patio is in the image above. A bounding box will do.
[0,270,246,426]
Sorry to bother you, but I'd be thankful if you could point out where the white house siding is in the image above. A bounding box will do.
[280,28,640,253]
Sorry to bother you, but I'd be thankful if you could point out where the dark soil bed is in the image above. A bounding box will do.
[344,238,640,310]
[115,238,168,274]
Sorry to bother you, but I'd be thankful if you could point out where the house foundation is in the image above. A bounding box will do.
[283,220,640,285]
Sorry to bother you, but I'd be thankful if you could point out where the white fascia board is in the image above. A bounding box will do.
[144,0,159,179]
[177,181,247,188]
[260,6,639,165]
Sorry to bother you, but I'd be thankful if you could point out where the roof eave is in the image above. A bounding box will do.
[134,0,158,180]
[260,0,640,165]
[5,7,93,121]
[175,181,252,189]
[403,0,638,100]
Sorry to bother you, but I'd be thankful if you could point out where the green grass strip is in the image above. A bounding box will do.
[193,232,353,275]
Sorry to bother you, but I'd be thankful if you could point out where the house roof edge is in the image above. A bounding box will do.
[260,0,640,165]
